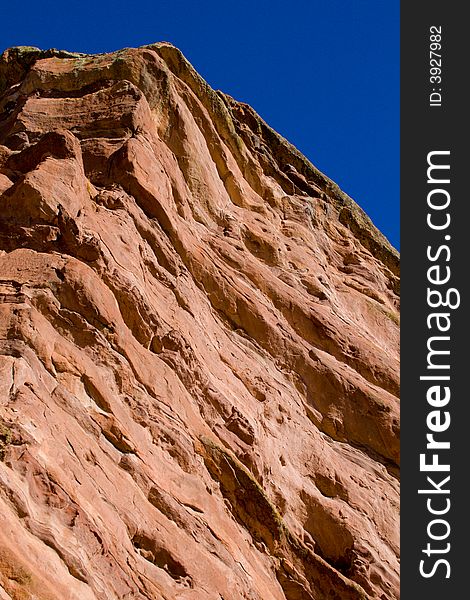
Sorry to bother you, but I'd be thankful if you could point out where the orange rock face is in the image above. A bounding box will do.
[0,45,399,600]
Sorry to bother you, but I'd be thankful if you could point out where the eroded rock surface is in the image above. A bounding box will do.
[0,44,399,600]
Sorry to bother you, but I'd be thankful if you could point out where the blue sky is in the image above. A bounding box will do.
[1,0,399,248]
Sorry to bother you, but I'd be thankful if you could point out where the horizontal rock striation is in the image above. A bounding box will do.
[0,44,399,600]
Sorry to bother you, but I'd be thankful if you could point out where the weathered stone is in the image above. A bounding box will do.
[0,43,399,600]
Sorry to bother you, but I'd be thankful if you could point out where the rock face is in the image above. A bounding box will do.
[0,45,399,600]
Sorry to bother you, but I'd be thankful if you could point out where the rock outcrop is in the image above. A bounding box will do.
[0,44,399,600]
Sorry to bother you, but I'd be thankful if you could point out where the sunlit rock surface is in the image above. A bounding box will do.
[0,44,399,600]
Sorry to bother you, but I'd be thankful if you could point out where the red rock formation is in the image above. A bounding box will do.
[0,45,399,600]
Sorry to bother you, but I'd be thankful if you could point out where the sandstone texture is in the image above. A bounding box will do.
[0,45,400,600]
